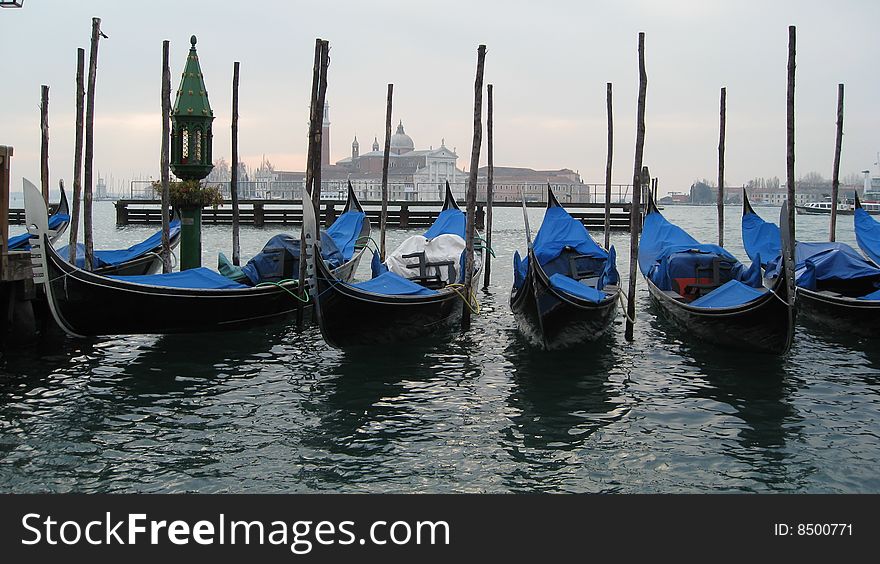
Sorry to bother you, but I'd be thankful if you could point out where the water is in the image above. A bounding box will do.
[1,202,879,493]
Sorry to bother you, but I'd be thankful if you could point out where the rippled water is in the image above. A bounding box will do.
[1,202,879,493]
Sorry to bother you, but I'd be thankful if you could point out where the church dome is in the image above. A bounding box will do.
[390,121,414,153]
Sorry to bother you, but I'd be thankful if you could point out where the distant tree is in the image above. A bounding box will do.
[690,180,716,204]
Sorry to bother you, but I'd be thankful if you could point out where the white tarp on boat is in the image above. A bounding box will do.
[385,234,481,284]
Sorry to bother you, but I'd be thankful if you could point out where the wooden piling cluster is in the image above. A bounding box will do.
[68,48,85,265]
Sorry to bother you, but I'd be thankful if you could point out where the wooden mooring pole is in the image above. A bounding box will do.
[482,83,494,290]
[718,86,726,247]
[160,39,172,273]
[231,61,241,265]
[312,40,329,220]
[69,48,85,264]
[784,25,797,305]
[40,85,50,205]
[83,17,105,272]
[830,83,843,242]
[462,44,486,331]
[298,38,325,329]
[625,32,647,342]
[380,84,393,262]
[604,82,613,251]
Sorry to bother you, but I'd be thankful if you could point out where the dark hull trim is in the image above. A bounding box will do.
[646,272,793,354]
[510,249,618,350]
[797,287,880,334]
[313,256,466,348]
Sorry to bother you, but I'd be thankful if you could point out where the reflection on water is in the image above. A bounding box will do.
[2,204,880,493]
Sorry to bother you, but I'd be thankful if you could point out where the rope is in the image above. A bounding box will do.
[255,279,310,303]
[446,283,480,315]
[617,290,637,324]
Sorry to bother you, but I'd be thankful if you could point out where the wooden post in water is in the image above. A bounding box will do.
[830,83,844,242]
[625,32,648,342]
[83,17,104,272]
[160,40,172,273]
[380,84,393,261]
[462,44,486,331]
[482,83,494,290]
[312,40,329,219]
[298,38,324,329]
[718,87,726,246]
[784,25,797,304]
[231,61,241,265]
[604,82,613,250]
[40,85,50,205]
[69,48,85,264]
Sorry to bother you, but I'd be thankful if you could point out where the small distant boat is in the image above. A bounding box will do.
[7,179,69,250]
[309,182,482,348]
[510,186,619,349]
[640,192,793,354]
[56,217,182,277]
[744,190,880,334]
[24,180,370,337]
[794,199,854,216]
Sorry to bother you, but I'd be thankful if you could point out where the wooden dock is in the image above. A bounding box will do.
[109,199,637,231]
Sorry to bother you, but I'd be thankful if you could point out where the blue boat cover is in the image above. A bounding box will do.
[242,232,343,285]
[57,220,181,269]
[350,270,438,296]
[515,205,613,288]
[742,210,780,267]
[858,288,880,301]
[792,242,880,290]
[597,245,619,290]
[689,279,766,308]
[423,208,466,239]
[855,207,880,266]
[371,249,389,278]
[640,209,760,289]
[326,210,366,261]
[108,267,249,289]
[7,211,70,251]
[548,273,606,303]
[742,208,880,288]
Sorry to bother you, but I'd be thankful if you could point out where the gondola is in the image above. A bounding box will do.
[56,217,182,277]
[308,182,482,348]
[7,178,70,250]
[854,193,880,266]
[24,181,370,337]
[510,186,619,349]
[743,190,880,333]
[639,192,793,354]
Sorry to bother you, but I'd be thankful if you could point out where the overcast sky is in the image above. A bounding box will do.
[3,0,879,194]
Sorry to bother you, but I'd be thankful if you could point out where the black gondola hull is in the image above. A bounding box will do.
[510,261,618,350]
[314,257,464,348]
[646,276,793,354]
[797,288,880,334]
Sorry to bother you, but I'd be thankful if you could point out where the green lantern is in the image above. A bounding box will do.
[170,35,215,270]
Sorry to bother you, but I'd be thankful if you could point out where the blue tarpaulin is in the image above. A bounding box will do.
[743,208,880,288]
[242,232,343,285]
[639,207,763,307]
[689,279,766,308]
[326,210,366,261]
[548,273,607,303]
[7,211,70,251]
[858,288,880,301]
[855,207,880,266]
[57,220,181,269]
[351,270,438,296]
[108,267,249,289]
[423,208,466,239]
[515,205,612,288]
[742,211,781,267]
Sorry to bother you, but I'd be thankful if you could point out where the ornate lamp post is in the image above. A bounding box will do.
[170,35,214,270]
